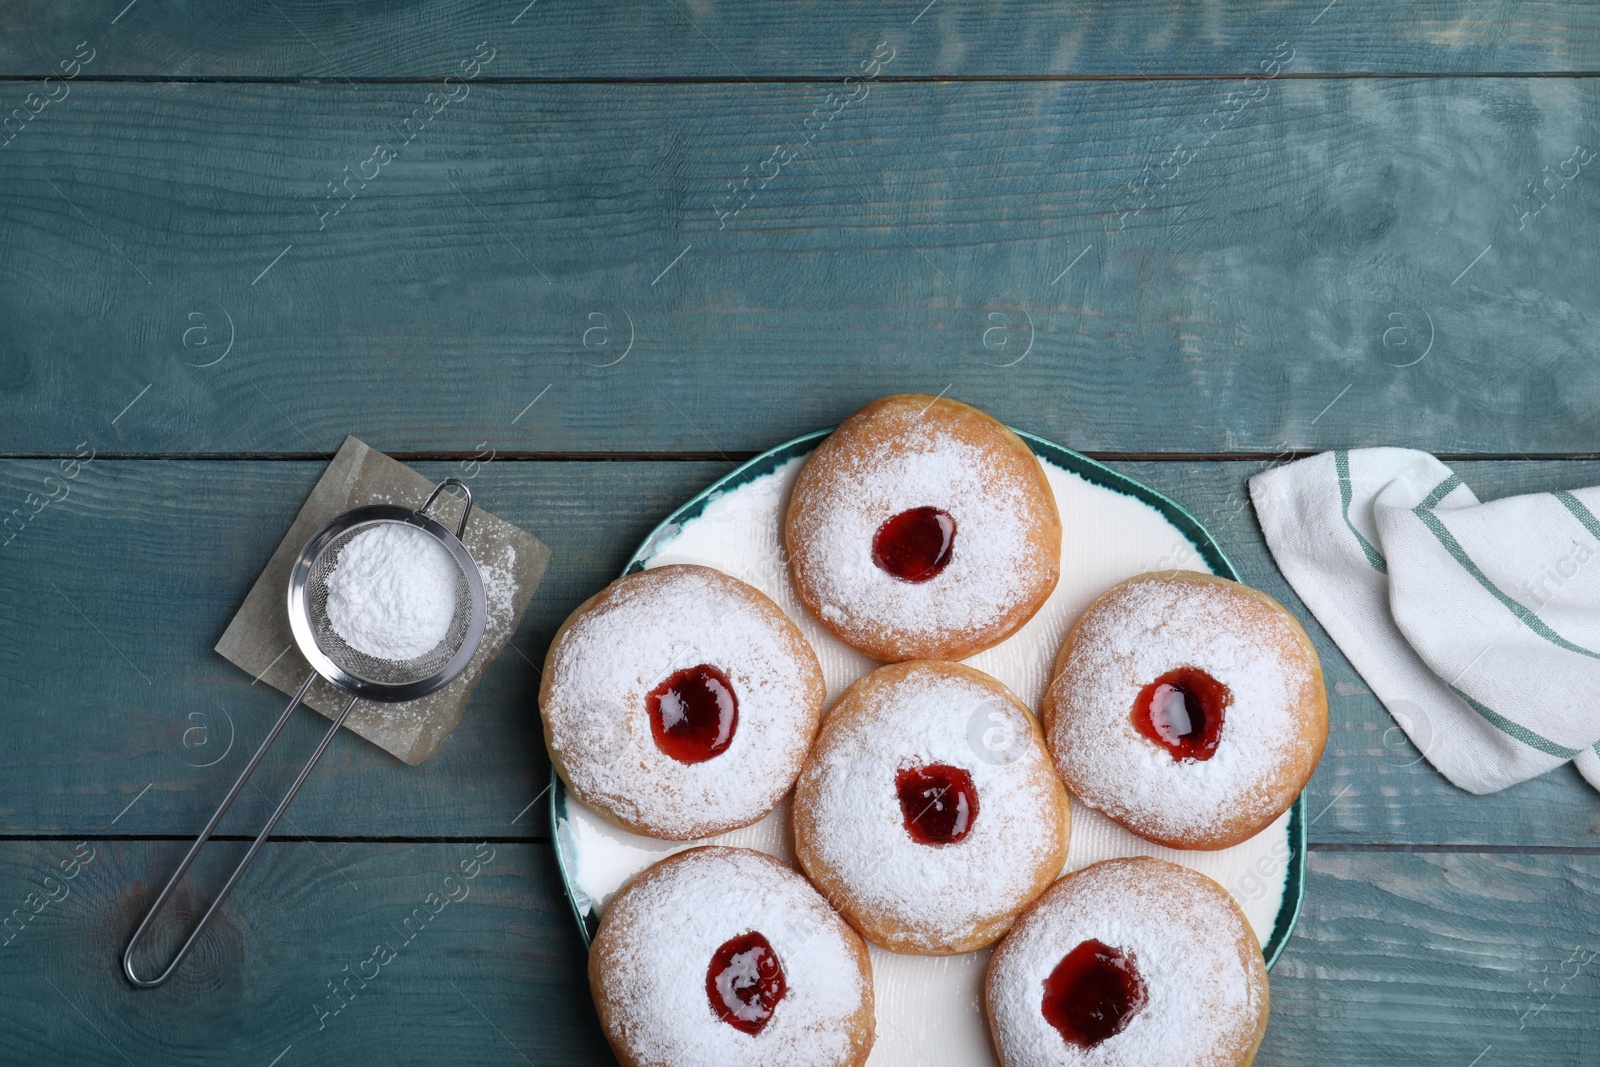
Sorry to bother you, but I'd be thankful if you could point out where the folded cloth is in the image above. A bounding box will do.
[1250,448,1600,794]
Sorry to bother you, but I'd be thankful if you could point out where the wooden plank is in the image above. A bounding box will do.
[1,457,1597,844]
[1261,851,1600,1066]
[5,0,1600,78]
[0,841,1593,1064]
[3,78,1599,456]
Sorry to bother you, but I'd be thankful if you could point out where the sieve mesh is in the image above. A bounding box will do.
[302,519,477,687]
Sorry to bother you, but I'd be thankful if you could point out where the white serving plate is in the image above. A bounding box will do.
[551,428,1304,1067]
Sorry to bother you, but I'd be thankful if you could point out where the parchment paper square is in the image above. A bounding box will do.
[215,436,549,765]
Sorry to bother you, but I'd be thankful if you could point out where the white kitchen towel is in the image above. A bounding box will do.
[1250,448,1600,794]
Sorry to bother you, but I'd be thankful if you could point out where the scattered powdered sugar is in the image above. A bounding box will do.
[988,858,1263,1067]
[324,522,459,661]
[789,417,1051,647]
[475,543,518,646]
[544,566,819,838]
[1047,576,1313,842]
[801,666,1064,952]
[595,848,868,1067]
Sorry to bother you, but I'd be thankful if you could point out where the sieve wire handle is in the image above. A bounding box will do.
[122,673,358,989]
[419,477,474,540]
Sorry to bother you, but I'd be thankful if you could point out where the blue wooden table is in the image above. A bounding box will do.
[2,2,1598,1063]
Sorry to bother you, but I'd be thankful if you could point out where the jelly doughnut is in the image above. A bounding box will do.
[1042,571,1326,851]
[590,847,875,1067]
[785,394,1062,662]
[793,661,1070,955]
[540,565,825,840]
[985,856,1270,1067]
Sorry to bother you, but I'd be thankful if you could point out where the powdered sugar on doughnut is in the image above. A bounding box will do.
[595,848,870,1067]
[1047,576,1312,843]
[988,858,1263,1067]
[543,566,820,838]
[788,415,1051,646]
[800,666,1065,952]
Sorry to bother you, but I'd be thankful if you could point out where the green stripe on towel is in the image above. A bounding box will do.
[1555,489,1600,541]
[1417,473,1463,510]
[1412,506,1600,661]
[1335,450,1388,574]
[1448,685,1581,759]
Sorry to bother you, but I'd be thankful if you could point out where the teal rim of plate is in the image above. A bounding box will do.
[550,426,1306,969]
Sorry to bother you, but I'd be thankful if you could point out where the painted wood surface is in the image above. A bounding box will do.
[3,77,1598,457]
[0,841,1593,1066]
[5,0,1600,78]
[1,457,1596,846]
[4,1,1598,1061]
[0,840,605,1067]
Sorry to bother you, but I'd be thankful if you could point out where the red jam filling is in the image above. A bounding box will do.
[895,764,979,845]
[706,931,787,1035]
[872,507,956,582]
[1041,939,1147,1048]
[1132,666,1229,762]
[646,664,737,763]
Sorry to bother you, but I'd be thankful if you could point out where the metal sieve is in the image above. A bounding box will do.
[123,478,487,988]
